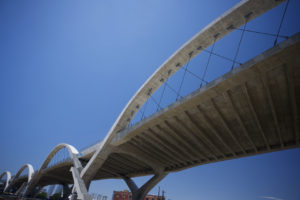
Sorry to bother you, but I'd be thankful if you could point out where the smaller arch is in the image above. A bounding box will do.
[4,164,34,193]
[39,143,79,170]
[24,143,80,197]
[0,171,11,192]
[14,164,34,183]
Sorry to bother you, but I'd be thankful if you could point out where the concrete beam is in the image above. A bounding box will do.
[223,91,258,152]
[242,83,270,150]
[196,105,236,156]
[284,64,299,144]
[210,99,247,154]
[260,76,284,148]
[184,111,223,158]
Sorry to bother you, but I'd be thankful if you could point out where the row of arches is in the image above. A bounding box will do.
[0,143,80,198]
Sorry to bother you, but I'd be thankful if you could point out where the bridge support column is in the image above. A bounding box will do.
[122,170,168,200]
[70,167,91,200]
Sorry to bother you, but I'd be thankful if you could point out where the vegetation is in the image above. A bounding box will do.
[36,192,47,199]
[50,193,61,200]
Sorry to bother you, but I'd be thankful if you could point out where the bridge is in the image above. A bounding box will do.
[1,0,299,199]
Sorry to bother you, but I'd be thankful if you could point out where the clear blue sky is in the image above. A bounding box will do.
[0,0,300,200]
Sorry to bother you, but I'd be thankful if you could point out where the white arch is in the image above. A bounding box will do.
[4,164,34,192]
[0,171,11,192]
[15,164,34,183]
[81,0,287,182]
[24,143,80,197]
[39,143,79,170]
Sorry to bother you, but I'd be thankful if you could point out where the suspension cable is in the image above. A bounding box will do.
[200,36,217,87]
[237,28,289,39]
[157,81,167,111]
[274,0,290,46]
[176,54,192,100]
[203,49,242,65]
[231,20,248,70]
[165,82,183,99]
[140,99,149,120]
[178,65,208,84]
[150,95,162,110]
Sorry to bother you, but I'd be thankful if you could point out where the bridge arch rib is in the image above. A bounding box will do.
[39,143,79,170]
[24,143,81,197]
[80,0,288,184]
[0,171,11,192]
[4,164,34,193]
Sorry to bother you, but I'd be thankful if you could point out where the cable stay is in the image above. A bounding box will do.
[200,35,218,87]
[274,0,290,46]
[176,54,193,101]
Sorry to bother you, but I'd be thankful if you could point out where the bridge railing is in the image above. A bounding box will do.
[127,0,298,127]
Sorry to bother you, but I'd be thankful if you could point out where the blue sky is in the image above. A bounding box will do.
[0,0,300,200]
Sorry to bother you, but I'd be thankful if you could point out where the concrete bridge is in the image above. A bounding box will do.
[1,0,299,199]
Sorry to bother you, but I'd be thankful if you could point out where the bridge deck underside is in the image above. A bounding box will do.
[38,162,74,186]
[10,177,27,189]
[92,34,300,180]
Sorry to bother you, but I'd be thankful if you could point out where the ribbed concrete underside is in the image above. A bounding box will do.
[39,163,74,186]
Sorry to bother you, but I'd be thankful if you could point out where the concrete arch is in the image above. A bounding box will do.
[39,143,79,170]
[24,143,80,197]
[0,171,11,192]
[4,164,34,193]
[15,164,34,183]
[81,0,287,182]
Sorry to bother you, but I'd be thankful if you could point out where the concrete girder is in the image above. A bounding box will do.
[171,116,213,160]
[133,136,175,165]
[196,105,237,156]
[284,64,299,144]
[145,128,188,162]
[184,110,225,158]
[148,126,196,161]
[210,98,247,154]
[242,83,271,150]
[139,130,184,164]
[112,148,159,170]
[223,90,258,152]
[260,75,284,148]
[112,153,151,170]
